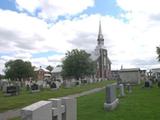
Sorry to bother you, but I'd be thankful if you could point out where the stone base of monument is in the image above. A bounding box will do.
[104,98,119,111]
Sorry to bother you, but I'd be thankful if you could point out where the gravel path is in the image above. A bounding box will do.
[0,87,105,120]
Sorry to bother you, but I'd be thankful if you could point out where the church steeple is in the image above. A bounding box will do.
[97,20,104,46]
[98,20,102,36]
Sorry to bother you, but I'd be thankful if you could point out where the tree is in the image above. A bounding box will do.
[46,65,53,72]
[0,74,4,80]
[62,49,96,80]
[4,59,35,81]
[156,46,160,61]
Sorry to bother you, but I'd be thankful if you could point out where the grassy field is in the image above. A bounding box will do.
[77,84,160,120]
[0,80,114,112]
[10,84,160,120]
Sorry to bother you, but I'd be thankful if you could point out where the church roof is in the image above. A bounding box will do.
[90,51,99,61]
[90,49,111,64]
[106,56,111,64]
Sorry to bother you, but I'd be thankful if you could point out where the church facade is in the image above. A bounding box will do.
[91,21,111,80]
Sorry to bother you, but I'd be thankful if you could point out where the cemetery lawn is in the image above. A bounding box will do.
[0,80,114,112]
[78,85,160,120]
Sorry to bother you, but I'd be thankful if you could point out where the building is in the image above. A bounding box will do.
[111,68,146,84]
[91,21,111,80]
[119,68,144,84]
[34,66,51,81]
[111,70,120,80]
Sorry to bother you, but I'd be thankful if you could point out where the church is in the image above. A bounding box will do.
[91,21,111,80]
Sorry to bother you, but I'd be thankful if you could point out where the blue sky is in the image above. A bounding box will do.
[84,0,123,16]
[0,0,160,73]
[0,0,17,11]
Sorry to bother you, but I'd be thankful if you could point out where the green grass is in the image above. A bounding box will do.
[0,80,114,112]
[9,117,20,120]
[10,84,160,120]
[77,85,160,120]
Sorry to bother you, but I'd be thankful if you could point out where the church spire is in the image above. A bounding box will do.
[98,20,102,36]
[97,20,104,46]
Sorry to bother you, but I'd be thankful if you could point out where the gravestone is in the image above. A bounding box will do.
[4,85,19,96]
[126,83,132,93]
[117,74,122,85]
[62,97,77,120]
[26,84,30,91]
[31,84,40,93]
[63,80,73,88]
[49,97,77,120]
[119,84,125,97]
[0,80,2,90]
[144,80,152,88]
[158,81,160,88]
[50,82,57,90]
[21,101,52,120]
[49,99,65,120]
[21,97,77,120]
[36,80,44,90]
[2,80,9,92]
[104,84,119,111]
[2,84,8,93]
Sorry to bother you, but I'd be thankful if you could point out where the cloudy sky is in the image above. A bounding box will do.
[0,0,160,74]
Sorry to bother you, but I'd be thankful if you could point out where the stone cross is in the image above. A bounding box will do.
[21,97,77,120]
[62,97,77,120]
[49,98,65,120]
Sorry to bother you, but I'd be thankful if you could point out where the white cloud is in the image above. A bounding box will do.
[111,0,160,69]
[16,0,40,13]
[30,54,64,68]
[39,0,94,20]
[0,9,50,53]
[1,0,160,74]
[117,0,160,14]
[15,0,95,20]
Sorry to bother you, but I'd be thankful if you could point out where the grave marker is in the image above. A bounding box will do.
[21,97,77,120]
[119,84,125,97]
[21,101,52,120]
[31,83,40,93]
[144,80,152,88]
[104,84,119,111]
